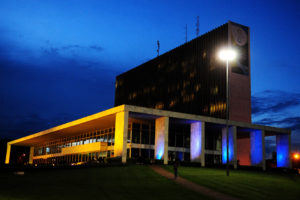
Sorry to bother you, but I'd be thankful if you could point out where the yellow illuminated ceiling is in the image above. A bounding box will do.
[8,104,290,147]
[9,106,125,146]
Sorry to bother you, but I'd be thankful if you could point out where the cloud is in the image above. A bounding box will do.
[0,53,118,139]
[89,45,103,52]
[60,44,103,52]
[0,35,120,140]
[61,45,82,50]
[0,112,79,139]
[252,90,300,151]
[257,116,300,130]
[252,90,300,115]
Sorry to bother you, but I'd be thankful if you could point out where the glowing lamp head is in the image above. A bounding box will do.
[218,48,237,62]
[293,153,300,160]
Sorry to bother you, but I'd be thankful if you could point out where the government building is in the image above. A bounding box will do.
[5,21,291,169]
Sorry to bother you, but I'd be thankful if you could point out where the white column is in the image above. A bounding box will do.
[222,126,237,168]
[276,133,291,168]
[5,144,11,164]
[29,146,34,164]
[233,126,237,169]
[262,130,266,171]
[155,117,169,165]
[288,133,292,169]
[114,111,129,163]
[190,121,205,167]
[250,130,265,170]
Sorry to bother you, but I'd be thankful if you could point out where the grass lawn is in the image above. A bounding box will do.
[164,165,300,200]
[0,165,211,200]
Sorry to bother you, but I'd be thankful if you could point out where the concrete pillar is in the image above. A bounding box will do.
[288,133,292,169]
[5,144,11,164]
[29,146,34,164]
[233,126,237,169]
[155,117,169,165]
[190,121,205,167]
[262,131,266,171]
[276,133,291,168]
[114,111,129,163]
[222,126,237,168]
[250,130,265,170]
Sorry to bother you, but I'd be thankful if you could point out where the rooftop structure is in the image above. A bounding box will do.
[115,21,251,123]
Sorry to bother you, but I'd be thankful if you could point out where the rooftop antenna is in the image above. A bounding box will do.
[185,24,188,43]
[157,40,160,57]
[196,16,199,37]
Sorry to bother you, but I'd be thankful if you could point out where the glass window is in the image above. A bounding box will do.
[85,139,90,144]
[141,124,149,144]
[168,131,175,146]
[111,134,115,145]
[103,134,107,143]
[150,128,155,145]
[132,128,140,144]
[131,148,139,158]
[184,135,190,148]
[176,133,183,147]
[127,129,131,143]
[107,134,111,146]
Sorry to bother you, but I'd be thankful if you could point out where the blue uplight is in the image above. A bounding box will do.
[250,130,263,165]
[277,134,289,168]
[222,127,234,164]
[156,149,164,160]
[177,152,183,161]
[191,122,202,161]
[155,135,164,160]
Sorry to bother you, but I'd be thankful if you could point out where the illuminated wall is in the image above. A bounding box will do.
[237,137,251,165]
[61,142,104,154]
[155,117,169,164]
[190,121,205,165]
[250,130,264,166]
[222,126,236,164]
[276,134,290,168]
[114,111,129,163]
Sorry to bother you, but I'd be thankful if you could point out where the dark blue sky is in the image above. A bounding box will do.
[0,0,299,153]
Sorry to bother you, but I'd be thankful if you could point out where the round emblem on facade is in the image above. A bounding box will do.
[232,25,247,46]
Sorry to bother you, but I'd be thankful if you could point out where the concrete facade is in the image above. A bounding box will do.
[5,105,291,169]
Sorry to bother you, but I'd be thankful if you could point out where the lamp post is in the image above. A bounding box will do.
[218,48,237,176]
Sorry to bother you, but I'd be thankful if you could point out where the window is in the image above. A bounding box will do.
[141,124,149,144]
[132,123,140,144]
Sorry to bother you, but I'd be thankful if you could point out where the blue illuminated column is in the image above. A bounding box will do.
[276,134,291,168]
[222,126,237,168]
[190,121,205,166]
[250,130,265,170]
[155,117,169,164]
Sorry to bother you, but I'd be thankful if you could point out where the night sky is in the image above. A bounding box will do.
[0,0,299,154]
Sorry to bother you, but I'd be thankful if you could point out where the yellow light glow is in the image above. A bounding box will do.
[218,48,237,61]
[293,153,300,160]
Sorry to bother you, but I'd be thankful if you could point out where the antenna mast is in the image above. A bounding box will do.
[196,16,199,37]
[185,24,188,43]
[157,40,160,57]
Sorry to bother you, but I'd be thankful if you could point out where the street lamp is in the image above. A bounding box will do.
[218,48,237,176]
